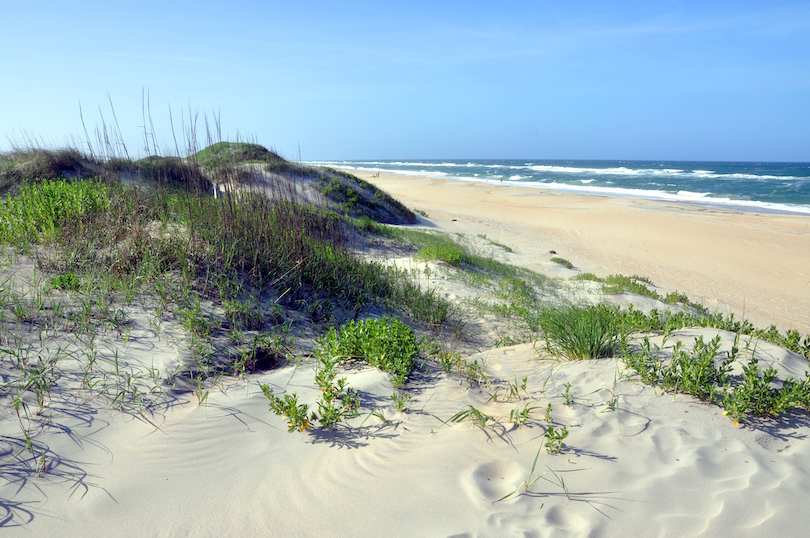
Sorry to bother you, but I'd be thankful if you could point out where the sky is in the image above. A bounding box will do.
[1,1,809,162]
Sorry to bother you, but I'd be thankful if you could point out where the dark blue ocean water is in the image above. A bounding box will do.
[312,159,810,215]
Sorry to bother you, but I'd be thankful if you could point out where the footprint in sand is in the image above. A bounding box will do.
[544,505,588,532]
[464,460,524,503]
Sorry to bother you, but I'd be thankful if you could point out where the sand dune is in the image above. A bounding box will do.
[3,176,810,537]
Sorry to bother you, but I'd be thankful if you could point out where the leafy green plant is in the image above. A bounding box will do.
[50,272,81,291]
[314,317,419,387]
[503,376,528,401]
[509,403,537,426]
[623,333,810,426]
[563,382,572,405]
[544,425,569,454]
[623,335,732,402]
[721,356,810,425]
[391,391,411,412]
[261,386,315,432]
[316,375,360,428]
[0,179,110,246]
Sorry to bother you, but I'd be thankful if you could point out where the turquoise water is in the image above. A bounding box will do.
[312,159,810,215]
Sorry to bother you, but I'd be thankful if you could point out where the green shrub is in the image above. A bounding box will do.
[0,179,110,245]
[314,317,418,386]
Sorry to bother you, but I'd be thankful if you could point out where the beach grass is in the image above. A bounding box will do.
[539,302,621,360]
[550,257,573,269]
[0,136,456,449]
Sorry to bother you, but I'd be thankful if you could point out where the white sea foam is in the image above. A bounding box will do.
[676,190,713,199]
[311,161,800,182]
[520,182,810,214]
[529,165,641,175]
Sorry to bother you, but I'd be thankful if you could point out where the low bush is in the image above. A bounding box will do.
[314,317,419,386]
[622,333,810,425]
[0,179,110,246]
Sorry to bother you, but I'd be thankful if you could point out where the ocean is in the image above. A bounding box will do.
[311,159,810,215]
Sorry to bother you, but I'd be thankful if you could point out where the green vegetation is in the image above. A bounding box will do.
[320,167,416,224]
[50,272,81,291]
[262,317,418,432]
[0,179,110,247]
[544,425,569,454]
[615,307,810,358]
[539,303,621,360]
[550,257,573,269]
[414,242,469,267]
[314,317,419,387]
[446,405,495,428]
[573,273,708,313]
[622,333,810,426]
[391,228,550,339]
[0,141,458,453]
[193,141,282,168]
[3,131,810,466]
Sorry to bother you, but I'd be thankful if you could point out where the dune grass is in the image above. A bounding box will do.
[0,136,457,454]
[539,303,621,360]
[573,272,709,314]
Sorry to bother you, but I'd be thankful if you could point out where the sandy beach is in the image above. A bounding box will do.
[3,168,810,537]
[355,170,810,336]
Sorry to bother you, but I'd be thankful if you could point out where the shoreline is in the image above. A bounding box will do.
[324,163,810,217]
[352,168,810,336]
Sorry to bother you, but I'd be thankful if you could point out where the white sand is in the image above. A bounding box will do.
[3,177,810,537]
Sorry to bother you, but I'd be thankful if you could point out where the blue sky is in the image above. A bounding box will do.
[1,1,808,161]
